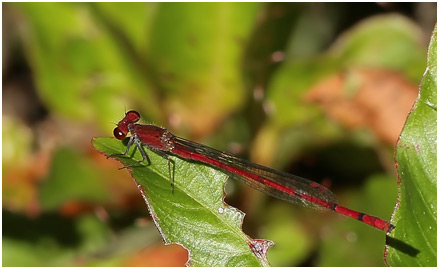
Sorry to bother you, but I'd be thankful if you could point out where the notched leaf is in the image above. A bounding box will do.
[92,137,273,266]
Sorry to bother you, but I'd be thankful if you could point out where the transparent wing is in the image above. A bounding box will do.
[172,137,338,211]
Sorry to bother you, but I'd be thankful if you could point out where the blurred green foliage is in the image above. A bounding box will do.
[2,2,435,266]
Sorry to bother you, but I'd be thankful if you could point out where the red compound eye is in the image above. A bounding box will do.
[113,127,126,140]
[125,110,140,123]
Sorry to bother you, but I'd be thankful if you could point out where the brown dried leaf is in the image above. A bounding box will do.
[305,68,418,143]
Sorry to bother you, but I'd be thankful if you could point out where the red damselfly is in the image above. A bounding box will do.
[111,110,395,233]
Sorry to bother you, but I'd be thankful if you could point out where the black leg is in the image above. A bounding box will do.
[107,136,135,159]
[118,138,151,169]
[150,148,175,193]
[109,136,151,169]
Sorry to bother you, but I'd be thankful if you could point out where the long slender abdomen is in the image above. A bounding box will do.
[171,142,394,233]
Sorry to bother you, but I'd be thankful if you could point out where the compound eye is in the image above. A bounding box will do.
[126,110,140,123]
[113,127,126,140]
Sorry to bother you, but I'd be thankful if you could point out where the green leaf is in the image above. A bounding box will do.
[39,148,109,210]
[13,2,160,129]
[147,3,261,133]
[386,26,437,266]
[92,137,272,267]
[329,14,427,82]
[13,2,262,135]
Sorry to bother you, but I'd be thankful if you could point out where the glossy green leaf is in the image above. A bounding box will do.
[92,137,271,267]
[386,26,437,266]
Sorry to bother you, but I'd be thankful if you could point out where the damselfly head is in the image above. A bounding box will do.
[113,110,141,140]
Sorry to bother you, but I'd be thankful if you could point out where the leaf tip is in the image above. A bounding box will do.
[248,239,274,266]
